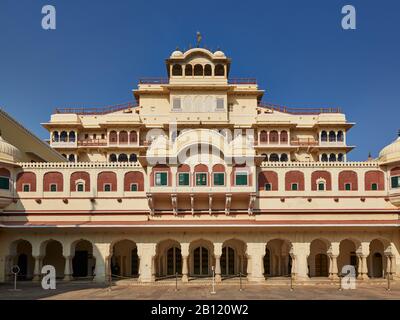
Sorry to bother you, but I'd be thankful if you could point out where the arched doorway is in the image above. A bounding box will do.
[338,239,359,276]
[266,239,292,277]
[309,239,330,277]
[111,240,139,278]
[189,240,214,278]
[372,253,383,278]
[10,240,34,280]
[368,239,385,278]
[72,240,96,279]
[222,239,247,278]
[221,247,235,276]
[42,240,65,279]
[193,247,209,276]
[315,254,329,277]
[167,247,182,276]
[264,248,271,276]
[156,239,182,278]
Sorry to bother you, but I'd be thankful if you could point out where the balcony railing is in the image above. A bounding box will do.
[139,78,169,84]
[138,78,257,85]
[291,138,319,146]
[77,139,108,147]
[228,78,257,84]
[54,102,137,115]
[258,102,342,115]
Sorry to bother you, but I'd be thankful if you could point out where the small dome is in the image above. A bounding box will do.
[214,50,225,57]
[171,50,183,57]
[0,135,23,164]
[379,135,400,164]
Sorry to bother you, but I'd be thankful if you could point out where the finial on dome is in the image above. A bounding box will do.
[196,31,202,48]
[368,152,372,161]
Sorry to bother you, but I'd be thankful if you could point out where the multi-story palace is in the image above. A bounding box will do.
[0,46,400,284]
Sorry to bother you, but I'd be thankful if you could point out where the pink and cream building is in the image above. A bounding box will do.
[0,47,400,284]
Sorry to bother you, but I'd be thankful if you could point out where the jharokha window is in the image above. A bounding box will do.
[195,173,207,186]
[155,172,168,186]
[235,171,248,186]
[213,173,225,186]
[178,173,190,186]
[392,176,400,189]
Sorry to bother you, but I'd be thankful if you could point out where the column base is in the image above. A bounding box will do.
[138,276,156,283]
[182,274,188,282]
[247,276,265,283]
[94,275,106,283]
[357,274,369,280]
[215,274,222,283]
[63,274,73,281]
[329,274,339,280]
[32,274,41,282]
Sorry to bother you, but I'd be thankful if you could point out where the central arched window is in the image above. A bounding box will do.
[269,131,279,143]
[60,131,68,142]
[194,64,203,76]
[329,153,336,162]
[185,65,193,76]
[118,154,128,162]
[321,154,328,162]
[329,131,336,142]
[280,154,289,162]
[269,153,279,162]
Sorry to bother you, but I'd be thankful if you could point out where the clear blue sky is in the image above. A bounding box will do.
[0,0,399,160]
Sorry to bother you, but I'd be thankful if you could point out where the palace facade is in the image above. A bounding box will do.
[0,47,400,284]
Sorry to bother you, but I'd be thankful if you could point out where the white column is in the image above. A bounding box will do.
[214,242,222,282]
[246,243,265,282]
[181,243,189,282]
[93,243,111,283]
[63,256,73,281]
[137,243,157,283]
[357,242,370,280]
[328,242,340,280]
[32,255,43,281]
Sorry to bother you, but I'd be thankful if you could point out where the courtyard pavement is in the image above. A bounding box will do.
[0,279,399,300]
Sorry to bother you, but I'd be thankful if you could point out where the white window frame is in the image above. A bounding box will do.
[316,178,326,191]
[154,171,168,187]
[178,172,190,186]
[49,183,58,192]
[130,183,138,192]
[235,170,249,186]
[212,172,225,186]
[22,183,31,192]
[195,172,208,186]
[291,183,299,191]
[103,183,112,192]
[344,183,352,191]
[264,183,272,191]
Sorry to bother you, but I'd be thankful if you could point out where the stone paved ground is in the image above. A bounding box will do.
[0,280,400,300]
